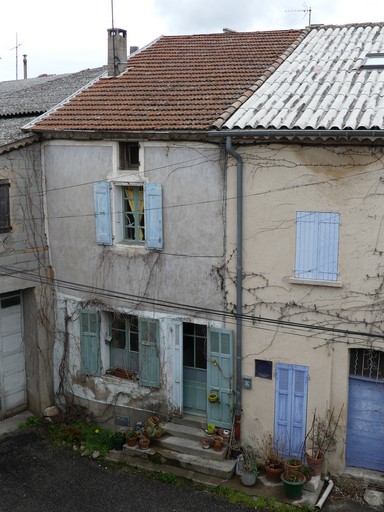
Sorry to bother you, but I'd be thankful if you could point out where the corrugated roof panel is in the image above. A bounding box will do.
[224,23,384,132]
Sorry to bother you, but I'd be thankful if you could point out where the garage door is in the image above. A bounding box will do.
[0,292,27,418]
[346,349,384,471]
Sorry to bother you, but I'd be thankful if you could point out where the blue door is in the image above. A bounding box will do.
[274,364,308,459]
[346,377,384,471]
[183,323,207,416]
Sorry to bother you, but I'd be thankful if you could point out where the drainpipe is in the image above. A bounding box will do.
[225,136,243,441]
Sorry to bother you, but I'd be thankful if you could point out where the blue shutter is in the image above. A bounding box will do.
[80,310,101,376]
[139,318,160,387]
[144,183,163,250]
[295,211,340,281]
[94,182,112,245]
[275,364,308,459]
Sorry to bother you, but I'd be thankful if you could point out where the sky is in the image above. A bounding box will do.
[2,0,384,82]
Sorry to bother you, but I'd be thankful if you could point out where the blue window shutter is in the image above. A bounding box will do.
[144,183,163,250]
[295,211,340,281]
[275,364,308,459]
[80,310,101,376]
[139,318,160,387]
[317,212,340,280]
[94,182,112,245]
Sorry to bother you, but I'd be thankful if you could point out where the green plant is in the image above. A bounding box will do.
[305,406,343,458]
[257,432,284,469]
[282,471,305,483]
[239,442,258,474]
[47,421,112,456]
[300,464,314,478]
[207,423,215,434]
[19,415,42,429]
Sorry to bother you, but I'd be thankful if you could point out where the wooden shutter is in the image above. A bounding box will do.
[274,363,308,459]
[80,310,101,376]
[295,211,340,280]
[94,182,112,245]
[0,180,11,233]
[144,183,163,250]
[139,318,160,387]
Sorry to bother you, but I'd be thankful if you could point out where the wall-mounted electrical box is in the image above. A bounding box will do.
[242,375,252,389]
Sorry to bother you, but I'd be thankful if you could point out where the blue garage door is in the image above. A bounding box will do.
[346,349,384,471]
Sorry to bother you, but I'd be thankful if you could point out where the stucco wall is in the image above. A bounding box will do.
[43,140,226,421]
[225,143,384,472]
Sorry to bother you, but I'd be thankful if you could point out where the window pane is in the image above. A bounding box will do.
[0,182,11,232]
[123,186,144,242]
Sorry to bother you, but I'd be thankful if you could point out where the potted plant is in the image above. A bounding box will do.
[257,433,285,482]
[300,463,314,482]
[238,442,258,486]
[305,406,343,476]
[125,429,138,447]
[138,435,150,450]
[284,457,303,476]
[281,471,306,499]
[110,431,126,451]
[208,391,219,403]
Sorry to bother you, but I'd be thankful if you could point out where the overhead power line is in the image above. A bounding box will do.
[1,264,383,342]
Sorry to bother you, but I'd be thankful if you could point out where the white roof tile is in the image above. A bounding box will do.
[224,23,384,131]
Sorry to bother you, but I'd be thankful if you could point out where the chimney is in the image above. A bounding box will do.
[23,54,27,79]
[107,28,127,77]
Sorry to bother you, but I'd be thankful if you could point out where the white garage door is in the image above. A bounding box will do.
[0,292,27,418]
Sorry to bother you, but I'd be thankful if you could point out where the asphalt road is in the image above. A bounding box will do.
[0,430,257,512]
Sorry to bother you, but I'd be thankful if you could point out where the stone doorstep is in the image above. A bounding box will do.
[158,433,228,461]
[163,421,206,442]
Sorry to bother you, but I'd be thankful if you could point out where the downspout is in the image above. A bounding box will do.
[225,136,243,441]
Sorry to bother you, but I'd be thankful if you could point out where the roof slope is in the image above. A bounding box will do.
[223,23,384,131]
[0,66,106,148]
[30,30,304,133]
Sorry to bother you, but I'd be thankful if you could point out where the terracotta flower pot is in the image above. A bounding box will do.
[265,464,284,483]
[306,451,324,476]
[139,437,150,450]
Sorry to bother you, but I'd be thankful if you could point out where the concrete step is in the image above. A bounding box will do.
[171,413,206,429]
[158,433,228,461]
[163,422,206,442]
[106,450,232,487]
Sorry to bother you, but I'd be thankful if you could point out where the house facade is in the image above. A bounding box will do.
[28,28,304,430]
[210,22,384,473]
[0,67,106,419]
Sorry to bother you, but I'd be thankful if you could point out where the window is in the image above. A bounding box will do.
[110,314,139,374]
[349,349,384,381]
[109,313,160,387]
[93,181,163,249]
[294,211,340,281]
[361,53,384,69]
[0,179,11,233]
[80,310,101,376]
[255,359,273,379]
[122,185,145,243]
[119,142,140,169]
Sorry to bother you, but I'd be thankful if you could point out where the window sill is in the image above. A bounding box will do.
[105,368,139,381]
[288,277,343,288]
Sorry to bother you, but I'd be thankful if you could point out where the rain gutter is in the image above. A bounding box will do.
[208,128,384,141]
[225,136,243,441]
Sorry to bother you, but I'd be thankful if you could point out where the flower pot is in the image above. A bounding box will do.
[284,459,303,477]
[126,436,138,447]
[139,437,150,450]
[281,472,306,499]
[241,470,257,487]
[201,438,211,449]
[213,436,223,452]
[265,464,284,483]
[306,451,324,476]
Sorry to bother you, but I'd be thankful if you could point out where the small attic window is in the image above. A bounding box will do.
[361,53,384,69]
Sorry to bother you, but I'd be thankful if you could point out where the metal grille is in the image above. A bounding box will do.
[349,349,384,381]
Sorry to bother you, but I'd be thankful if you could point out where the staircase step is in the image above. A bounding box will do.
[172,414,206,429]
[158,433,227,461]
[106,450,233,486]
[163,422,205,442]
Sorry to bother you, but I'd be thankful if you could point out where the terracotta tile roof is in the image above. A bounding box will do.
[30,30,304,133]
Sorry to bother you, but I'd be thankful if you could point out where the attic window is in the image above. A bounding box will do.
[361,53,384,69]
[119,142,140,170]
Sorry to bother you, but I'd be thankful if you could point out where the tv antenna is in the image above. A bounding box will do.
[10,33,22,80]
[286,4,312,25]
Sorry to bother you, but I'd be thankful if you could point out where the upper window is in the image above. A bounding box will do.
[122,185,145,243]
[361,53,384,69]
[94,181,163,250]
[119,142,140,170]
[0,179,11,233]
[294,211,340,281]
